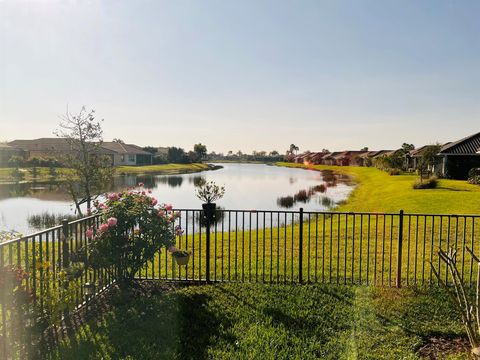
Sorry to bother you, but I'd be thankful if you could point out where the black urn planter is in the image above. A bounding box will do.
[202,202,216,224]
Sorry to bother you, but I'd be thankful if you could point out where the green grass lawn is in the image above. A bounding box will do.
[48,283,467,360]
[8,163,479,359]
[276,162,480,214]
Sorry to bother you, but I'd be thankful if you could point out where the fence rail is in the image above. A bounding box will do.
[1,208,480,357]
[138,209,480,288]
[0,213,112,359]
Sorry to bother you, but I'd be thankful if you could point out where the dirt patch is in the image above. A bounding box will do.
[418,336,470,359]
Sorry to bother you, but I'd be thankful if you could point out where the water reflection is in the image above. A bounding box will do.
[0,163,354,233]
[157,176,184,188]
[276,170,350,210]
[195,206,225,228]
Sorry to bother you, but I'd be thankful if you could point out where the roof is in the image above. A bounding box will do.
[322,151,342,160]
[369,150,394,158]
[101,142,152,155]
[8,138,151,155]
[439,132,480,155]
[329,150,369,159]
[9,138,74,152]
[359,150,385,158]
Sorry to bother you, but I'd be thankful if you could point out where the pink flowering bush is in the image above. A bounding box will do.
[85,185,179,286]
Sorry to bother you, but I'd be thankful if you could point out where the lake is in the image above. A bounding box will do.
[0,163,354,234]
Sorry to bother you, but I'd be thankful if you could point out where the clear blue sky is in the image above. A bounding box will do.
[1,0,479,154]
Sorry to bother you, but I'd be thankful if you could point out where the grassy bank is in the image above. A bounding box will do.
[0,163,214,183]
[48,283,467,360]
[275,162,480,214]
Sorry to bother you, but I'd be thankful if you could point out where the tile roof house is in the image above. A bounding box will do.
[8,138,152,166]
[308,152,330,165]
[101,142,153,166]
[438,132,480,179]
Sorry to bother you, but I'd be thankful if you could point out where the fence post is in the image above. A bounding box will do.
[203,205,215,284]
[299,208,304,284]
[62,219,70,268]
[396,210,404,288]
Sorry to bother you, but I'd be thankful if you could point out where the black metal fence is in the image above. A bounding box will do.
[0,214,111,359]
[139,209,480,288]
[1,209,480,357]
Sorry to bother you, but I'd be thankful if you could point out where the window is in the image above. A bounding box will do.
[121,155,125,162]
[129,154,136,162]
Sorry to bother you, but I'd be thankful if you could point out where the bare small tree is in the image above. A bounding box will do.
[431,247,480,357]
[55,107,114,216]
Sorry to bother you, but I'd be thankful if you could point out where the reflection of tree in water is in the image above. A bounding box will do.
[277,196,294,208]
[190,176,206,188]
[135,175,157,189]
[277,184,329,209]
[167,176,183,187]
[320,196,334,208]
[195,206,225,228]
[156,176,184,188]
[27,212,78,230]
[293,190,308,203]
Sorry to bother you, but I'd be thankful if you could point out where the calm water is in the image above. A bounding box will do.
[0,163,353,233]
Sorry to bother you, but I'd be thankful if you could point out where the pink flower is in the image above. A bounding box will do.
[165,204,173,211]
[168,246,177,253]
[85,228,94,239]
[158,210,165,217]
[148,190,152,194]
[107,217,118,227]
[138,182,144,187]
[98,223,109,233]
[175,225,184,236]
[108,193,119,201]
[151,197,158,206]
[141,191,146,196]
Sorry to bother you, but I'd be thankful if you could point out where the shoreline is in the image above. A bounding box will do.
[0,163,222,185]
[273,162,480,214]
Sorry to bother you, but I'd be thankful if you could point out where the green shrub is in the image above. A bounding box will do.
[468,168,480,185]
[86,186,179,287]
[388,168,401,176]
[413,176,438,189]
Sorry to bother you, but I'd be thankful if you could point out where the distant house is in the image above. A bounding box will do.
[101,142,153,166]
[0,144,25,167]
[356,150,394,167]
[323,150,369,166]
[438,132,480,179]
[407,145,440,171]
[321,152,342,166]
[308,152,330,165]
[8,138,153,166]
[293,153,311,164]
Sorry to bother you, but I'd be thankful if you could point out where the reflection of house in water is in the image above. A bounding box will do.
[0,181,70,201]
[111,175,139,189]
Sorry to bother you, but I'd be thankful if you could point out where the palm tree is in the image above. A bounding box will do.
[289,144,299,155]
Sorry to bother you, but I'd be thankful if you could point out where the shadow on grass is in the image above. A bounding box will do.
[50,285,230,360]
